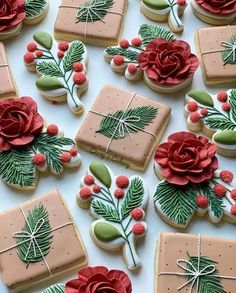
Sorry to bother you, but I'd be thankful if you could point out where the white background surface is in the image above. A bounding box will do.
[1,1,236,292]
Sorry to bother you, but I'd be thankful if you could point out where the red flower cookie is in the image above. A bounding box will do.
[195,0,236,15]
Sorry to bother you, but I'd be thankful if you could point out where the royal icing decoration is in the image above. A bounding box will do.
[0,97,81,190]
[77,161,148,270]
[55,0,127,46]
[76,85,171,170]
[104,24,199,93]
[156,233,236,293]
[0,0,49,40]
[43,284,65,293]
[23,32,88,115]
[185,89,236,157]
[140,0,187,33]
[154,132,236,228]
[0,190,87,292]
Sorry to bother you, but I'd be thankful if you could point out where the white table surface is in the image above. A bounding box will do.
[1,1,236,292]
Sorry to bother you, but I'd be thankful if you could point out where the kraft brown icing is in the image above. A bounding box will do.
[156,233,236,292]
[0,190,87,291]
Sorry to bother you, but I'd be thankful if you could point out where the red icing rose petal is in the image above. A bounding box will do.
[195,0,236,15]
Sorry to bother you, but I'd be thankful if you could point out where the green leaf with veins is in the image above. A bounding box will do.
[37,61,63,77]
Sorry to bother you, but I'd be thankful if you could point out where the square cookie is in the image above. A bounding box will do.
[0,190,87,292]
[156,233,236,293]
[0,43,18,99]
[76,85,171,170]
[54,0,128,46]
[196,26,236,85]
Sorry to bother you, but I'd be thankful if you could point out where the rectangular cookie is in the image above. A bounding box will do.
[196,25,236,85]
[54,0,128,46]
[0,190,87,292]
[76,84,171,171]
[0,42,18,99]
[156,233,236,293]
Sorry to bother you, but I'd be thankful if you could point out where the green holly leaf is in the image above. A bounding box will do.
[154,180,197,227]
[105,47,139,62]
[63,41,85,72]
[229,89,236,124]
[143,0,169,10]
[37,61,63,77]
[121,178,145,220]
[33,31,53,50]
[16,204,52,265]
[94,222,122,242]
[0,149,35,189]
[89,161,111,188]
[96,106,158,140]
[25,0,47,18]
[43,284,65,293]
[213,130,236,145]
[91,200,120,223]
[139,24,175,46]
[187,89,214,107]
[36,76,64,91]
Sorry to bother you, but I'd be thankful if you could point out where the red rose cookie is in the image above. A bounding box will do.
[104,24,199,93]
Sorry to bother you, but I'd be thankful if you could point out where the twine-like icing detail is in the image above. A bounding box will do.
[158,234,236,293]
[0,64,8,68]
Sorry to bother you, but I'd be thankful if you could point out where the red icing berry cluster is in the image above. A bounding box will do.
[186,101,208,123]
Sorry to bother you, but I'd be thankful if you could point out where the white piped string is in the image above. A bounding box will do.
[0,205,74,275]
[90,93,156,152]
[59,1,124,37]
[158,234,236,293]
[0,64,8,68]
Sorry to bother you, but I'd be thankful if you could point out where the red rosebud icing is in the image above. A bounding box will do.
[114,188,125,199]
[58,41,69,51]
[131,208,144,221]
[138,38,199,86]
[0,97,44,151]
[196,195,208,208]
[113,55,125,66]
[195,0,236,15]
[27,42,37,52]
[73,62,84,72]
[47,124,58,136]
[187,101,198,112]
[116,176,129,188]
[132,223,145,235]
[33,153,46,167]
[220,170,234,183]
[0,0,26,32]
[93,185,101,193]
[60,152,71,163]
[231,189,236,200]
[155,132,218,186]
[84,175,95,186]
[24,52,35,63]
[79,187,92,200]
[119,39,129,49]
[65,266,132,293]
[214,184,227,197]
[217,91,228,102]
[231,204,236,215]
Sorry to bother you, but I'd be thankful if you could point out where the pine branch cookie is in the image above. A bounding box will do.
[77,161,149,271]
[24,32,89,115]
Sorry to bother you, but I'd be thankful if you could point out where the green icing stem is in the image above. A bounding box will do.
[94,222,122,242]
[213,130,236,145]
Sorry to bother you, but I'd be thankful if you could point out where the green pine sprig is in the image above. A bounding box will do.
[221,35,236,65]
[91,200,120,223]
[25,0,47,18]
[43,284,65,293]
[105,47,140,62]
[229,89,236,124]
[63,41,85,72]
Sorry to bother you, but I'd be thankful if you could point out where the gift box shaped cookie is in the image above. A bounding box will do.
[54,0,128,46]
[0,190,87,292]
[196,25,236,85]
[76,85,171,170]
[0,43,18,99]
[156,233,236,293]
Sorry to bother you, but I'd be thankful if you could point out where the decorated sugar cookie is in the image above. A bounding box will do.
[66,266,132,292]
[0,43,18,99]
[76,85,171,170]
[43,284,65,293]
[191,0,236,25]
[196,25,236,85]
[154,132,236,229]
[77,161,148,271]
[54,0,128,46]
[0,0,49,40]
[23,32,88,115]
[140,0,187,33]
[104,24,199,93]
[156,233,236,292]
[0,97,81,191]
[0,190,87,292]
[185,89,236,157]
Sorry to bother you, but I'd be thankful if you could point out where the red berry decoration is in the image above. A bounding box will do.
[186,101,198,112]
[73,62,84,72]
[217,92,228,102]
[33,153,46,167]
[24,52,35,63]
[93,185,101,193]
[60,152,71,163]
[119,39,129,49]
[230,189,236,200]
[113,55,125,66]
[189,112,201,123]
[57,51,64,59]
[114,188,125,199]
[79,187,92,200]
[220,170,234,183]
[116,176,129,188]
[73,72,87,85]
[35,50,44,58]
[231,204,236,216]
[47,124,59,136]
[177,0,186,4]
[222,102,231,112]
[200,108,208,117]
[131,38,142,47]
[131,208,144,221]
[132,223,145,236]
[84,175,95,186]
[214,184,227,197]
[58,41,69,51]
[70,147,78,157]
[27,42,37,52]
[127,64,137,75]
[196,195,208,209]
